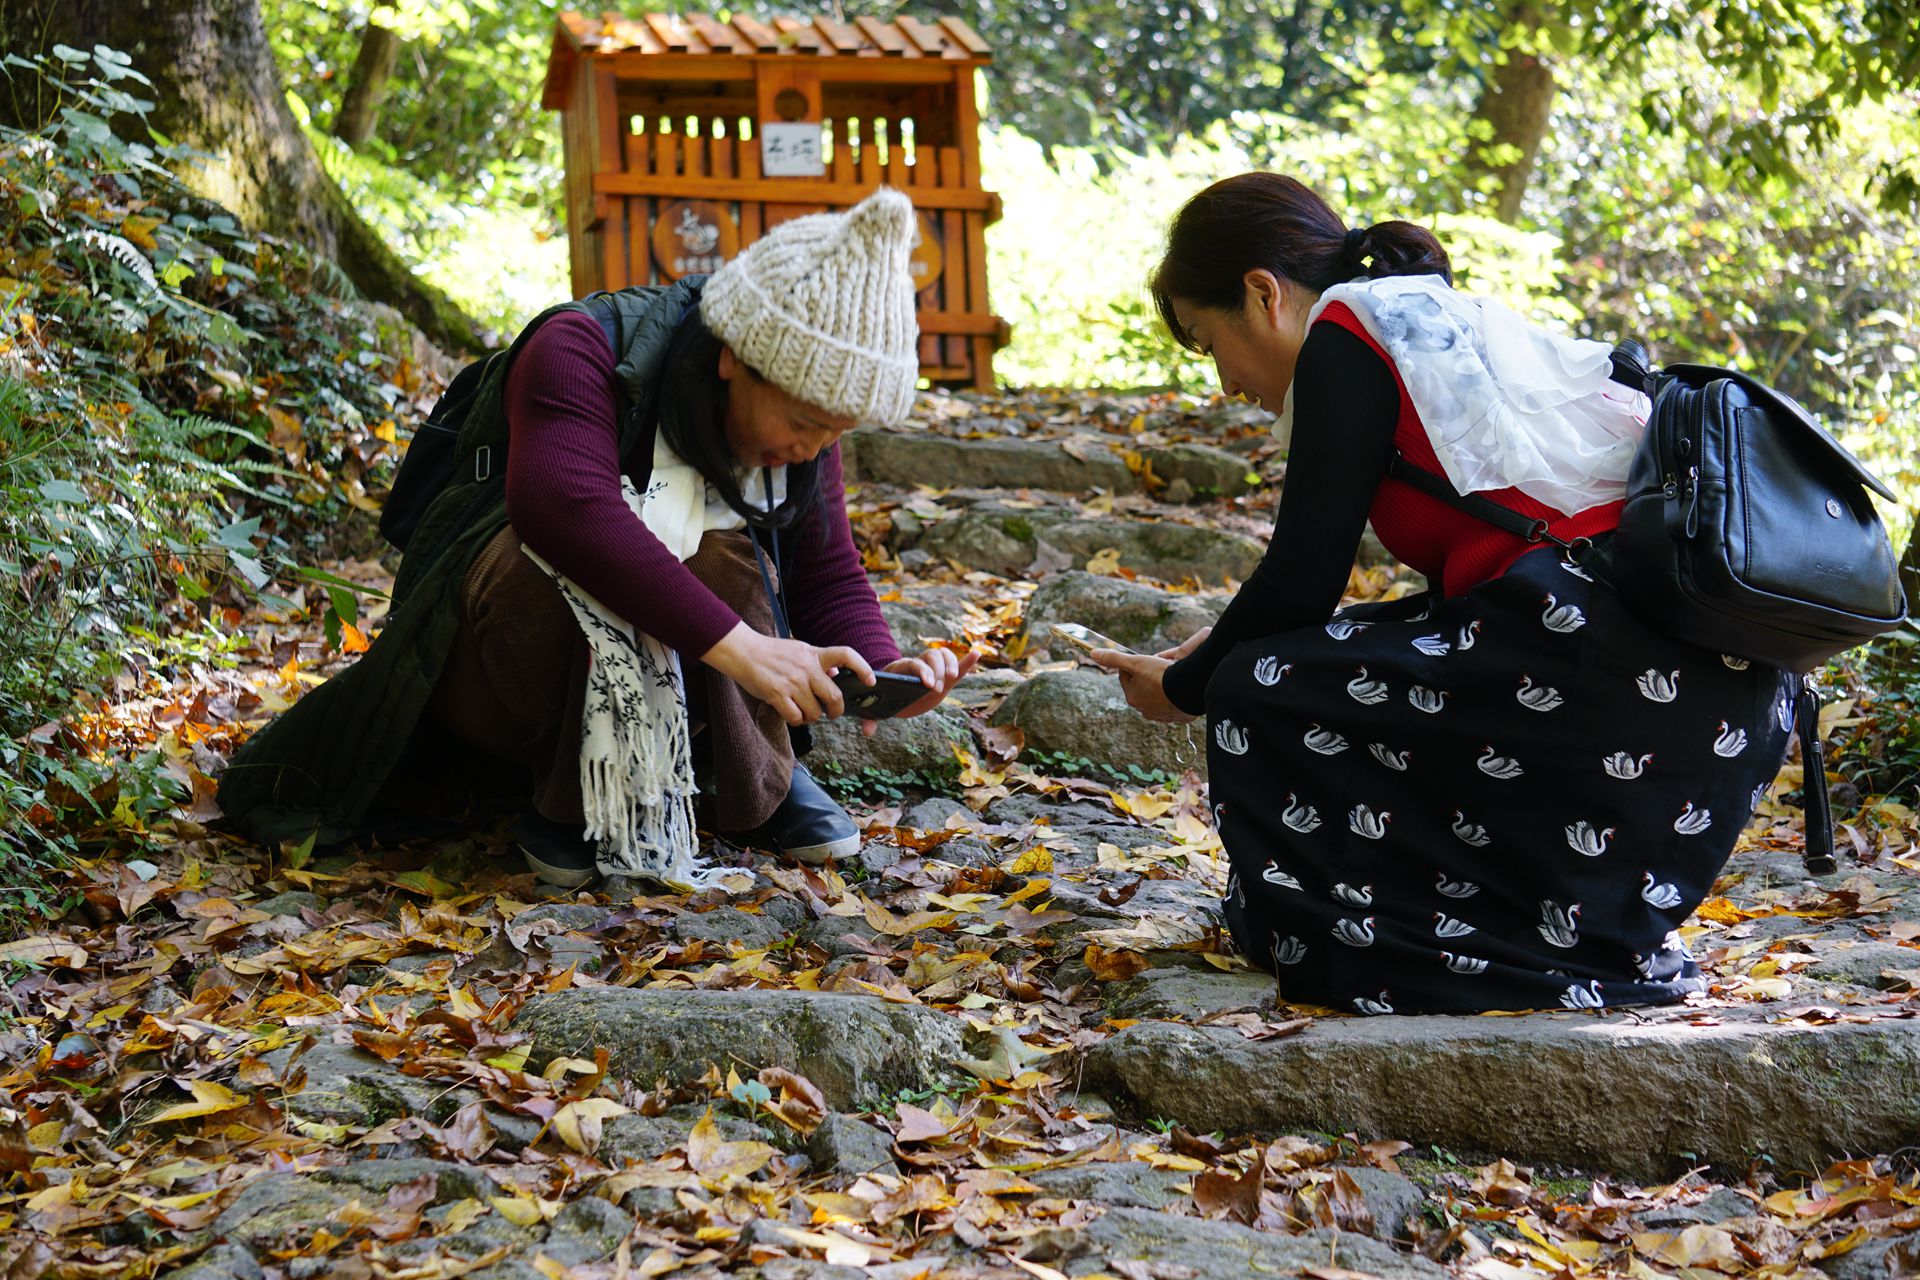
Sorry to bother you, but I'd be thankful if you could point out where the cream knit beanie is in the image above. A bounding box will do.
[700,188,921,426]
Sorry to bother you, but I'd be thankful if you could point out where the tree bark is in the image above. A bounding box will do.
[1461,6,1558,225]
[0,0,485,353]
[333,22,401,148]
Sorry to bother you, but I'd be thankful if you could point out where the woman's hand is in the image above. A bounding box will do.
[861,646,980,737]
[1088,648,1199,724]
[702,622,873,726]
[1156,626,1211,662]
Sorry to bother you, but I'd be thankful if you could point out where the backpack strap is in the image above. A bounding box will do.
[1383,452,1602,568]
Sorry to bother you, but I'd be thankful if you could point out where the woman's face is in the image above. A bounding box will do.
[1171,269,1313,412]
[719,346,859,468]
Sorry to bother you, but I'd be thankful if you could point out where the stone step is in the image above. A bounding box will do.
[1021,570,1227,656]
[1083,1004,1920,1180]
[845,428,1257,502]
[913,505,1264,583]
[513,987,966,1110]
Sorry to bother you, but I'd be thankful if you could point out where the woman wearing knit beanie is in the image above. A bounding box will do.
[218,188,972,890]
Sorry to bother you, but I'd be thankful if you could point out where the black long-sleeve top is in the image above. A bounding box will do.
[1162,322,1401,714]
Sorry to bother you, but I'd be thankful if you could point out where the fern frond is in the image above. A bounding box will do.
[72,229,159,294]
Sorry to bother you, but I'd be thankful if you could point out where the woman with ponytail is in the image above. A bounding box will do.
[1091,173,1796,1015]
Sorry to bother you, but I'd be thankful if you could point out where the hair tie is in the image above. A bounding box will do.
[1343,225,1370,265]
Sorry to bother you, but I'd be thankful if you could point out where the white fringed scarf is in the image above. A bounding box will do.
[520,436,784,887]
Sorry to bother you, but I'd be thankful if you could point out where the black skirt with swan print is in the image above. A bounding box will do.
[1205,545,1796,1015]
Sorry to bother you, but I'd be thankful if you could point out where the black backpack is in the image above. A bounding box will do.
[1388,341,1907,873]
[378,297,624,552]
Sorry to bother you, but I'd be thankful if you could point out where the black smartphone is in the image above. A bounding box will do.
[832,669,929,719]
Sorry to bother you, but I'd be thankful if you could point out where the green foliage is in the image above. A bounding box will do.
[845,0,1397,153]
[0,46,410,916]
[816,759,963,806]
[1022,750,1176,791]
[1828,630,1920,804]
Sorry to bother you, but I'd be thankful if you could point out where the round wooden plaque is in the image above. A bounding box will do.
[653,200,739,280]
[909,212,944,294]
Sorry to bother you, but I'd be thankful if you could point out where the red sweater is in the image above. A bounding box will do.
[502,310,900,668]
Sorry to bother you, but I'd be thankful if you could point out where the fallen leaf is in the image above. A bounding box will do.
[143,1079,246,1124]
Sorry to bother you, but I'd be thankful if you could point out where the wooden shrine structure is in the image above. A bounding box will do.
[542,11,1008,390]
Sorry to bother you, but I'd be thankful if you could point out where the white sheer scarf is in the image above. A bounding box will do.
[1276,275,1649,515]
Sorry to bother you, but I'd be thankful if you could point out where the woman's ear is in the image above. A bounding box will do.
[717,343,740,382]
[1242,268,1289,332]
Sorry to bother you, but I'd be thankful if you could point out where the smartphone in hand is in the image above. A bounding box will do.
[1049,623,1137,656]
[832,669,930,719]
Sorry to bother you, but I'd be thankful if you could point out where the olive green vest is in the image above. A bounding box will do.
[217,280,704,846]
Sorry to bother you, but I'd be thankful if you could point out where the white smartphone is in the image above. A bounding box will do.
[1049,623,1138,656]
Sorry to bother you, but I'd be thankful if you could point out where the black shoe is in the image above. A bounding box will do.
[514,812,599,889]
[741,765,859,865]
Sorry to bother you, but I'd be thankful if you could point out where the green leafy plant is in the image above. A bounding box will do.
[0,45,412,925]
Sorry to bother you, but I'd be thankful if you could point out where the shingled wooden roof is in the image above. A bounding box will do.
[554,11,990,61]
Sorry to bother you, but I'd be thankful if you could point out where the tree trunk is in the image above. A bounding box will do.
[1460,6,1558,225]
[333,22,401,148]
[0,0,485,353]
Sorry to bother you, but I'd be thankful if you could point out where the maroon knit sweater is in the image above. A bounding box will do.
[503,310,900,669]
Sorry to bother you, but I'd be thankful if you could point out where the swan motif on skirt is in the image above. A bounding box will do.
[1641,872,1683,909]
[1261,860,1303,890]
[1271,934,1307,965]
[1443,951,1489,975]
[1214,720,1250,754]
[1712,721,1749,757]
[1326,619,1369,640]
[1281,793,1322,833]
[1352,991,1395,1015]
[1368,743,1411,771]
[1776,697,1795,734]
[1450,812,1492,848]
[1347,806,1391,840]
[1558,558,1595,582]
[1332,882,1375,908]
[1432,912,1476,938]
[1227,870,1245,909]
[1347,667,1391,705]
[1673,802,1712,835]
[1541,594,1587,633]
[1411,633,1451,657]
[1408,685,1448,714]
[1253,656,1291,686]
[1515,674,1565,712]
[1538,900,1581,948]
[1477,746,1525,780]
[1303,724,1349,755]
[1636,668,1680,702]
[1436,871,1482,898]
[1559,979,1605,1009]
[1602,751,1652,780]
[1458,619,1481,651]
[1564,821,1615,856]
[1722,654,1750,670]
[1332,916,1377,946]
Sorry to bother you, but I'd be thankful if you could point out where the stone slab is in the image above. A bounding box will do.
[1082,1011,1920,1180]
[514,988,966,1110]
[989,669,1204,778]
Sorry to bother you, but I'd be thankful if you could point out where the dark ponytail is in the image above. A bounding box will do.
[654,310,822,530]
[1149,172,1453,351]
